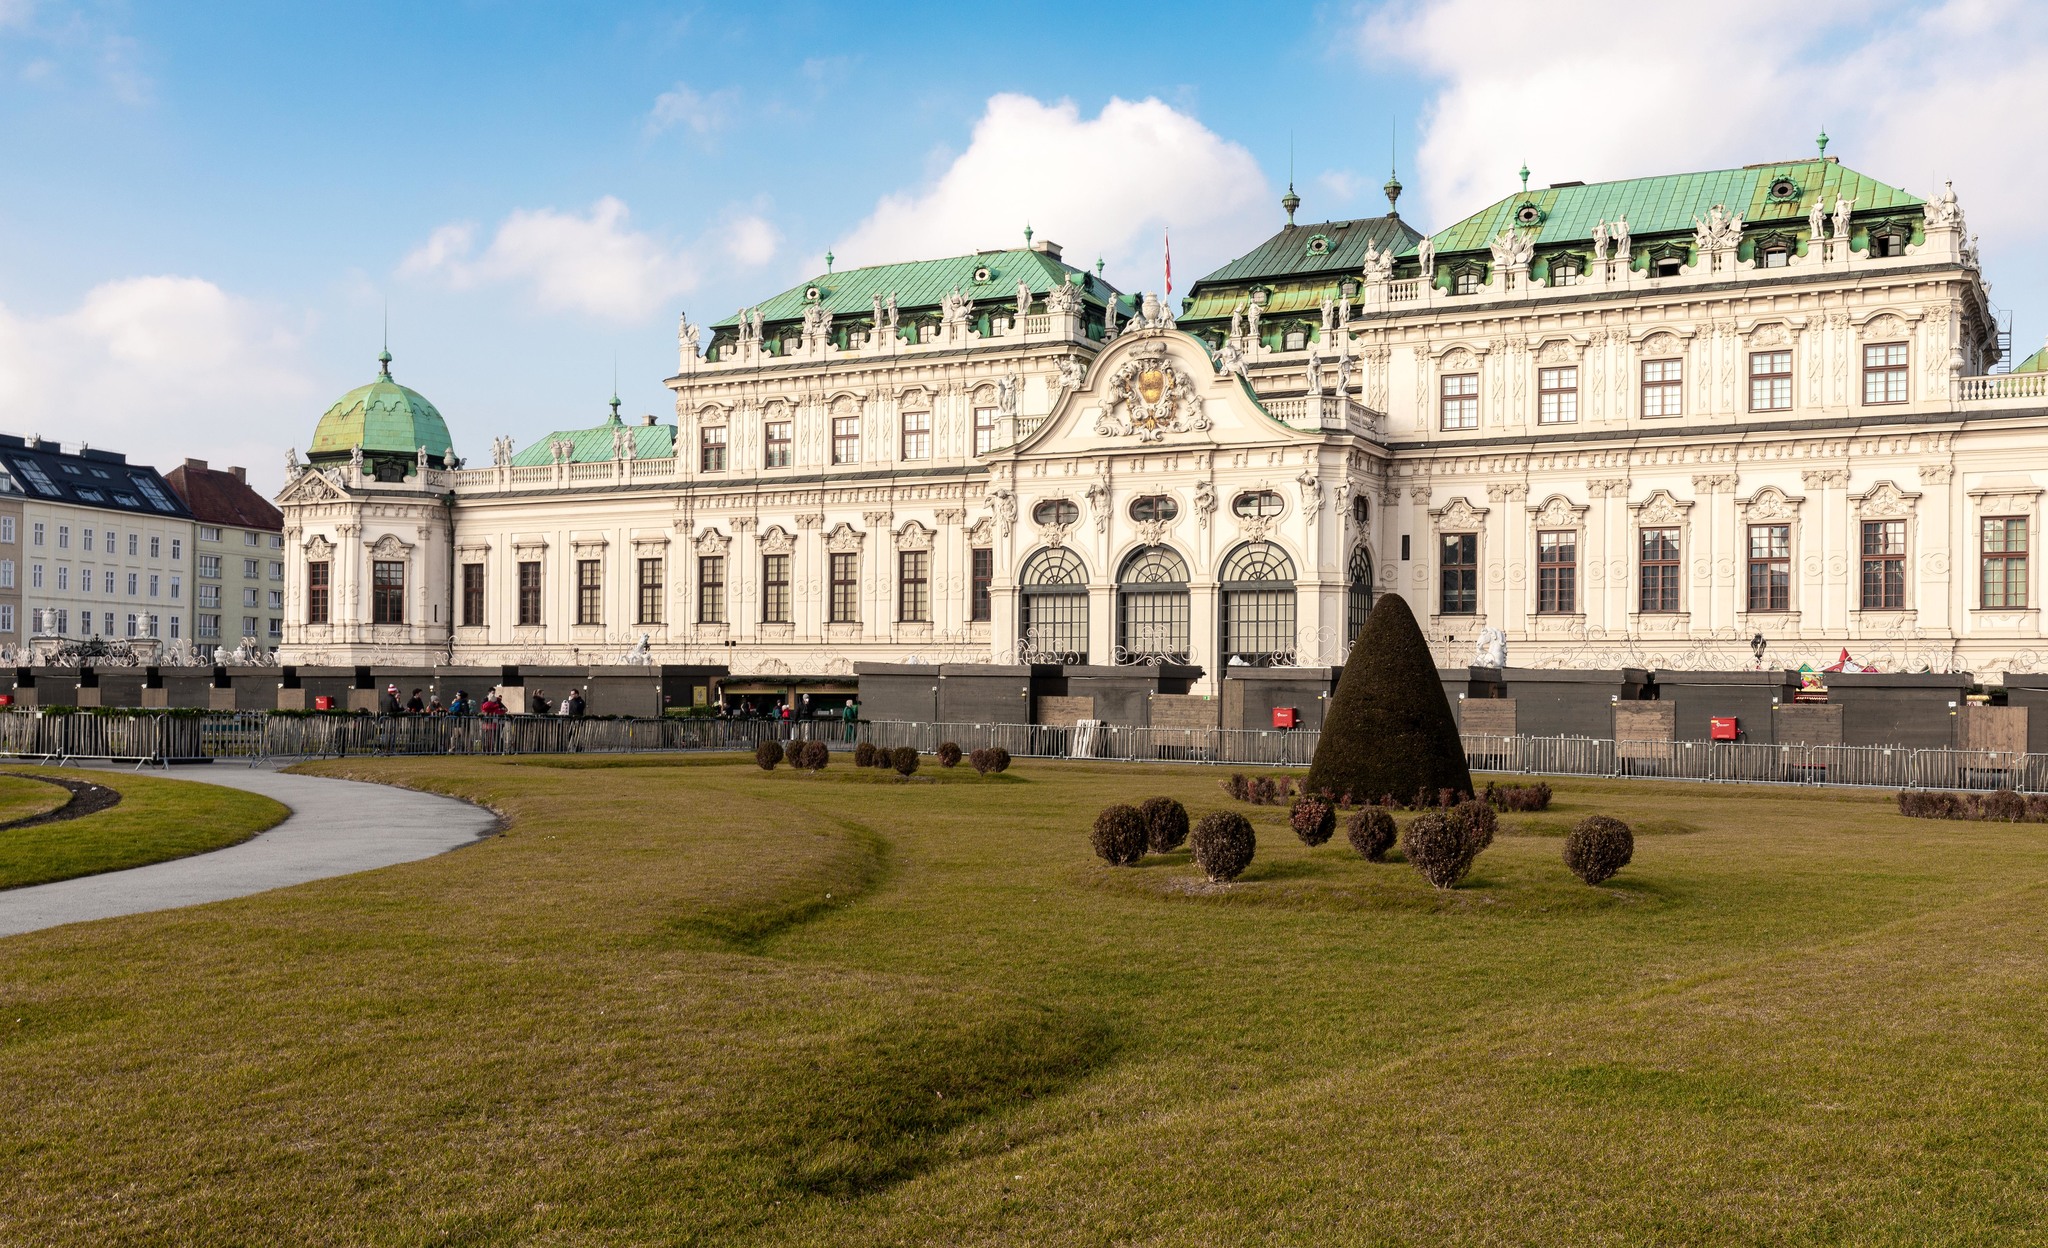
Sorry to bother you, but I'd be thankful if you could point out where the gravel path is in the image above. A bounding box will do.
[0,764,496,938]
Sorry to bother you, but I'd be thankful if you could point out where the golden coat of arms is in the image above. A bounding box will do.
[1097,354,1209,443]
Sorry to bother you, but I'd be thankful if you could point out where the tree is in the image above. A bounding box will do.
[1306,593,1473,805]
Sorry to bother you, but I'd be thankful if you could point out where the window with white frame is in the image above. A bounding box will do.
[1440,373,1479,430]
[901,412,930,461]
[1749,350,1793,411]
[1537,366,1578,424]
[1863,342,1909,405]
[1641,359,1683,418]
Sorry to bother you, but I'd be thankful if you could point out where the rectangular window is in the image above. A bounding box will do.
[167,574,179,600]
[697,555,726,623]
[1537,367,1578,425]
[270,561,284,581]
[199,614,220,639]
[0,559,12,589]
[517,561,542,626]
[576,559,602,626]
[148,574,159,597]
[198,555,220,578]
[244,531,258,546]
[1639,528,1681,612]
[1863,342,1909,405]
[832,416,859,465]
[1630,360,1679,418]
[764,420,792,468]
[1747,524,1791,612]
[126,533,136,555]
[898,550,929,622]
[243,558,259,578]
[1749,350,1792,411]
[30,563,41,589]
[31,522,42,546]
[0,516,12,542]
[700,425,727,472]
[56,566,67,591]
[307,561,329,624]
[56,524,68,549]
[1440,373,1479,430]
[103,611,114,636]
[82,528,93,552]
[198,584,219,608]
[150,536,160,558]
[171,537,183,560]
[243,588,258,608]
[637,557,663,625]
[829,551,859,623]
[971,547,993,622]
[1439,533,1478,614]
[1982,517,2028,609]
[901,412,931,461]
[372,560,405,624]
[1,605,12,633]
[761,554,791,623]
[1536,530,1576,613]
[974,407,997,456]
[269,617,282,638]
[267,590,281,610]
[1860,520,1906,610]
[126,612,137,638]
[461,563,484,626]
[199,525,222,541]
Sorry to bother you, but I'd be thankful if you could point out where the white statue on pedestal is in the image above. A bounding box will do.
[1473,627,1507,669]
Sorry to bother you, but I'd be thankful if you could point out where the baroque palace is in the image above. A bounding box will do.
[277,147,2048,694]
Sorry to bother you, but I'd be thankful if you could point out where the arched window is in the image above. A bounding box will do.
[1019,547,1089,663]
[1117,546,1190,665]
[1219,542,1297,667]
[1347,546,1374,642]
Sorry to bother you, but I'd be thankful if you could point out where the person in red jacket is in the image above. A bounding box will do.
[479,689,508,753]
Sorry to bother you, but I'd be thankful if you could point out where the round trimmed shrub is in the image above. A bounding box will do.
[1402,810,1475,889]
[1190,810,1256,882]
[1139,796,1189,854]
[1983,788,2027,822]
[1289,796,1335,847]
[1564,816,1634,885]
[754,740,783,770]
[937,741,962,768]
[852,741,878,768]
[796,740,829,771]
[968,747,995,776]
[987,746,1011,773]
[1451,799,1497,855]
[1091,804,1148,866]
[890,745,920,776]
[1346,807,1397,861]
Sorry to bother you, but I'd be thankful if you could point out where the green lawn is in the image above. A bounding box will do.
[1,755,2045,1245]
[0,774,71,825]
[0,768,289,890]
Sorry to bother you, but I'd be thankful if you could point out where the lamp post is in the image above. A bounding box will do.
[1750,632,1766,671]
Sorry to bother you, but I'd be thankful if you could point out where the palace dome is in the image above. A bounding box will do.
[308,351,455,469]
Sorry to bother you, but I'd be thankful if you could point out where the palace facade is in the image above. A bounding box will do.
[277,151,2048,691]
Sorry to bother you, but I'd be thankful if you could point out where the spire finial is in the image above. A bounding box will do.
[1095,256,1105,277]
[1023,223,1033,246]
[1519,161,1530,193]
[1817,127,1830,156]
[379,300,391,376]
[825,249,834,272]
[1283,134,1300,225]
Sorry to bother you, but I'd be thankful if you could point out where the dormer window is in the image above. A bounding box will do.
[804,285,822,301]
[1653,257,1684,278]
[1284,329,1307,351]
[1767,177,1801,203]
[973,266,993,283]
[1868,223,1910,258]
[1514,202,1543,227]
[1550,258,1581,287]
[1761,245,1790,268]
[1453,268,1482,296]
[1305,233,1331,257]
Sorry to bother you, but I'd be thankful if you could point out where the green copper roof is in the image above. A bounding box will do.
[1422,159,1923,256]
[1192,215,1424,285]
[509,399,677,467]
[2012,344,2048,375]
[712,246,1126,328]
[309,353,455,463]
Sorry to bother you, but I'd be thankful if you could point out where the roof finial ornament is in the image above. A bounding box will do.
[1519,161,1530,193]
[379,299,392,377]
[825,250,834,273]
[1283,133,1300,226]
[1817,127,1830,156]
[1384,118,1402,218]
[1095,256,1105,277]
[1024,223,1033,246]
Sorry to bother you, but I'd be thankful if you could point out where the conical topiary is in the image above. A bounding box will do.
[1306,592,1473,806]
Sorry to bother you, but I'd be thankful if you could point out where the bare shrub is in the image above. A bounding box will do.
[937,742,962,768]
[890,746,920,777]
[1564,815,1635,885]
[1402,810,1476,889]
[1346,808,1397,861]
[754,740,783,771]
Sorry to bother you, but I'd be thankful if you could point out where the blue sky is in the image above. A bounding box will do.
[2,0,2042,492]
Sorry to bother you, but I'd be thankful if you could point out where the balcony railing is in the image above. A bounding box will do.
[1959,372,2048,402]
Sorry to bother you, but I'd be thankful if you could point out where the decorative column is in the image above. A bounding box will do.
[729,516,757,645]
[863,510,893,643]
[934,508,965,637]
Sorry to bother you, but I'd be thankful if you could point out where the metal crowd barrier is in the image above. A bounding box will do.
[0,709,2039,793]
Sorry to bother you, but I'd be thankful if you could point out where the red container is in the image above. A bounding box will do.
[314,695,335,711]
[1271,707,1298,729]
[1709,716,1738,741]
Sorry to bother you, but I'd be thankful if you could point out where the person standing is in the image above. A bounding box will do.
[566,689,587,717]
[406,688,426,715]
[480,688,508,754]
[842,697,858,743]
[530,688,552,717]
[380,684,402,716]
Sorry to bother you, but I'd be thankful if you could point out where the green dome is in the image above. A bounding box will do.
[308,352,455,466]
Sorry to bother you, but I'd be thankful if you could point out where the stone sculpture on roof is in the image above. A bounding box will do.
[1359,239,1393,286]
[1809,198,1827,243]
[1694,204,1743,252]
[1591,219,1609,262]
[1045,278,1082,315]
[1612,216,1631,262]
[1490,228,1535,269]
[1416,236,1435,281]
[1833,195,1855,240]
[1925,180,1963,228]
[677,311,699,361]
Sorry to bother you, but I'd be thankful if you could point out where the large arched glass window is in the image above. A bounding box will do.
[1219,542,1297,666]
[1347,546,1374,642]
[1117,546,1190,665]
[1019,547,1089,663]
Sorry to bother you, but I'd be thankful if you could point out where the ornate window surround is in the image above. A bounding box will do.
[1849,479,1921,622]
[1627,489,1693,622]
[1428,495,1489,624]
[1525,494,1587,625]
[1967,483,2043,626]
[1736,486,1805,626]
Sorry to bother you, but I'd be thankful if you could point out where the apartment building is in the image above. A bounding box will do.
[166,459,286,651]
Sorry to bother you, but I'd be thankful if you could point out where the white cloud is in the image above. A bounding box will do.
[1369,0,2048,316]
[833,94,1271,295]
[724,214,779,267]
[645,82,736,138]
[0,276,316,493]
[398,196,697,321]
